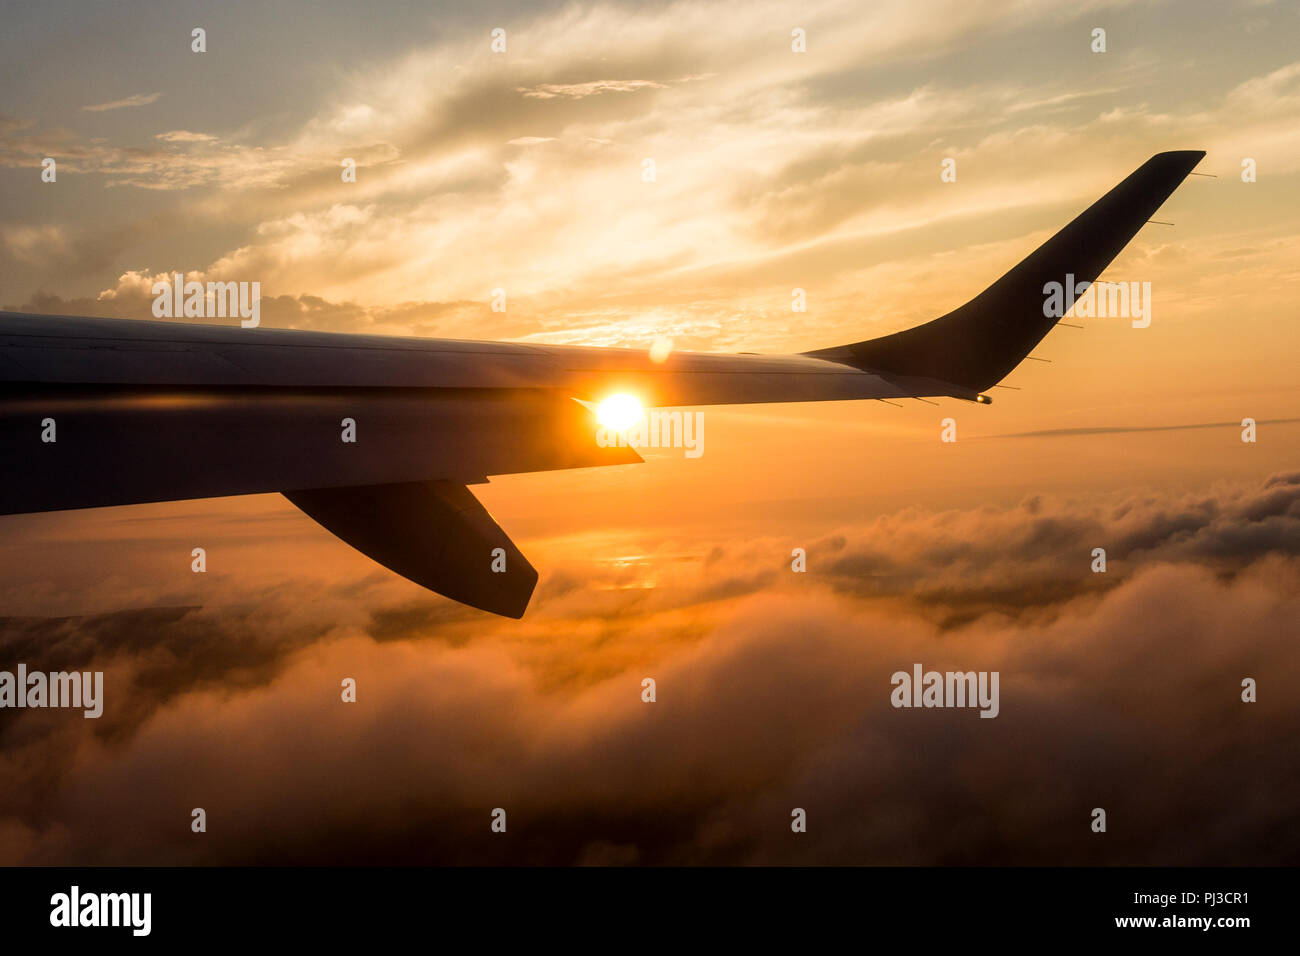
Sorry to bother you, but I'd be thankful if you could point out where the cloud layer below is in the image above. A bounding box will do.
[1,472,1297,864]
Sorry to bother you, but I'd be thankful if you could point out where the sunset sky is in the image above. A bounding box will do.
[1,0,1298,865]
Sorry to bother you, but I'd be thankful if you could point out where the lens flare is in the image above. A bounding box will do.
[595,393,643,431]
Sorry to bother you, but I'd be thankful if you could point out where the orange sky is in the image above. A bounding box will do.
[1,0,1298,865]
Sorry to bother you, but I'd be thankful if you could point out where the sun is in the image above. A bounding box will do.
[595,393,643,431]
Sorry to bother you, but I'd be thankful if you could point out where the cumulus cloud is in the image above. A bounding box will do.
[5,271,540,341]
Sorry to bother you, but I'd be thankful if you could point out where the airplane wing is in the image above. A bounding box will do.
[0,150,1205,616]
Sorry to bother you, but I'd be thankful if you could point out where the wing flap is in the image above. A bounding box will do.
[285,480,538,618]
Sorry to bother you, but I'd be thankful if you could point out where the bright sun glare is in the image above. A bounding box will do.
[595,393,643,431]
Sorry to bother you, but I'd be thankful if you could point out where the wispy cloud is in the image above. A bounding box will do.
[517,79,666,99]
[155,130,215,143]
[81,91,161,112]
